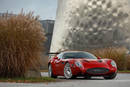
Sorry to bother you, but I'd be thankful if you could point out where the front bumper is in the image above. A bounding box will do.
[86,68,109,75]
[72,67,117,76]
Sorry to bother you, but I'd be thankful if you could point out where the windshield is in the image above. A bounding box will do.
[63,52,97,59]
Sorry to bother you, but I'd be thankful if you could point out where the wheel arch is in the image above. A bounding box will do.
[65,61,69,64]
[48,62,51,67]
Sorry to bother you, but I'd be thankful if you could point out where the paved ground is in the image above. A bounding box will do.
[0,73,130,87]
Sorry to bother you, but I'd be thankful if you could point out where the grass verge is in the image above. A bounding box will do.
[119,70,130,73]
[0,77,55,83]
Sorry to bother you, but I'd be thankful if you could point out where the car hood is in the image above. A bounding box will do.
[73,59,110,68]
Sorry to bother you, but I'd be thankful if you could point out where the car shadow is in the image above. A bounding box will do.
[57,76,104,80]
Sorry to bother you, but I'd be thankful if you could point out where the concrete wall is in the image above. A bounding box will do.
[50,0,68,52]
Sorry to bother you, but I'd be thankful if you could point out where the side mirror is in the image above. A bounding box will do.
[97,56,101,59]
[54,57,58,59]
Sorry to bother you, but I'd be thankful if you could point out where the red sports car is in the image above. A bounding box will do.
[48,51,117,79]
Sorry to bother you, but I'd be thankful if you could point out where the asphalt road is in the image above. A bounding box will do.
[0,73,130,87]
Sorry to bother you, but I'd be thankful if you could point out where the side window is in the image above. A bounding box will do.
[57,53,63,59]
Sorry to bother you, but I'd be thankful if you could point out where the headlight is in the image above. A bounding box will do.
[75,61,82,68]
[111,61,117,67]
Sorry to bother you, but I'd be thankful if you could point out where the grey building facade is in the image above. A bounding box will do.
[40,20,55,53]
[50,0,130,52]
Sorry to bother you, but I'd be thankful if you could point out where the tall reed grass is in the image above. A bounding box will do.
[0,12,46,78]
[89,47,130,70]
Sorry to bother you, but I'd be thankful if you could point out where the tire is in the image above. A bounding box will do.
[48,64,57,78]
[85,76,91,79]
[64,63,74,79]
[104,73,117,80]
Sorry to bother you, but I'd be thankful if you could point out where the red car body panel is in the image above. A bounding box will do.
[48,52,117,77]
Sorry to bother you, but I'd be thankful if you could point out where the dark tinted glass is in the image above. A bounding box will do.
[63,52,97,59]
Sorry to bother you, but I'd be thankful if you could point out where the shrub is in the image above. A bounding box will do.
[89,47,130,70]
[0,12,46,78]
[126,55,130,70]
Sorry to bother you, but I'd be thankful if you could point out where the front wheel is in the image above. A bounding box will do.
[104,73,117,79]
[64,63,74,79]
[48,64,57,78]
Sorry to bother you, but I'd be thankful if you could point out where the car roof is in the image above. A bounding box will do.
[61,51,87,54]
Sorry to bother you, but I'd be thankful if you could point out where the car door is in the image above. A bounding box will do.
[55,53,65,75]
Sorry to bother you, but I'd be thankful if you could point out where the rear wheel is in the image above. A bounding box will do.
[85,76,91,79]
[104,73,117,79]
[64,63,74,79]
[48,64,57,78]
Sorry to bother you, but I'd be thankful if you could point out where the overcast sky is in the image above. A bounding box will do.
[0,0,57,20]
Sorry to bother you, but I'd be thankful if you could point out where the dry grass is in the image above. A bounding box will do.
[89,47,130,70]
[0,77,55,83]
[0,12,46,78]
[127,55,130,70]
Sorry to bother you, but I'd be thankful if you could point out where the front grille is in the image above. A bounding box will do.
[86,68,109,74]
